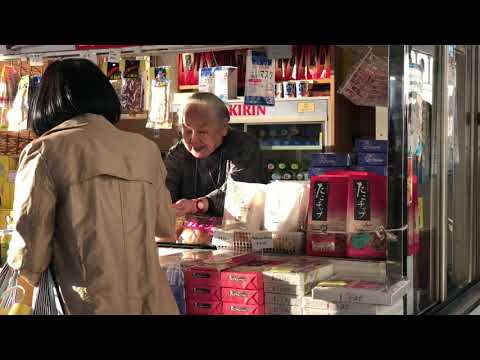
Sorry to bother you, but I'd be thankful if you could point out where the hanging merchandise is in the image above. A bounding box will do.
[146,66,173,130]
[120,60,144,114]
[7,75,29,132]
[244,50,275,106]
[338,47,388,107]
[103,61,122,100]
[0,66,20,129]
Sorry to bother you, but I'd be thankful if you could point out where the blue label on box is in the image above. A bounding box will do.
[309,167,346,177]
[357,152,388,166]
[310,153,351,167]
[354,139,388,153]
[351,166,388,176]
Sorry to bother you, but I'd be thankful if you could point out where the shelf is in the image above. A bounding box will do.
[178,85,199,91]
[120,112,148,120]
[260,145,322,151]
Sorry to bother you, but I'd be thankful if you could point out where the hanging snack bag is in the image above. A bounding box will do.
[179,215,222,245]
[147,66,173,130]
[223,179,266,232]
[120,60,144,113]
[7,75,30,132]
[244,50,275,106]
[0,66,20,129]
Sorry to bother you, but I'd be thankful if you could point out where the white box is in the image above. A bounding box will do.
[266,303,302,315]
[311,279,410,306]
[214,66,238,101]
[264,282,315,297]
[262,262,333,287]
[198,67,215,93]
[265,292,303,307]
[303,299,404,315]
[302,296,405,315]
[328,259,387,282]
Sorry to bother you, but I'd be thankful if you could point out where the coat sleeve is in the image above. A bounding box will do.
[164,147,182,203]
[155,156,176,240]
[7,149,56,287]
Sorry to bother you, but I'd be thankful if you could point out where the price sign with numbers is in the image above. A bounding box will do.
[245,50,275,106]
[251,232,273,251]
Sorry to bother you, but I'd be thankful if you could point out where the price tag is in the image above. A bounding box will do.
[297,102,315,113]
[29,54,44,67]
[8,171,16,183]
[108,49,121,63]
[251,232,273,251]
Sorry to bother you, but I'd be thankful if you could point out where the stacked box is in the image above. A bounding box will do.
[311,277,410,306]
[302,296,404,315]
[353,139,388,177]
[220,260,284,315]
[310,153,352,167]
[261,258,334,315]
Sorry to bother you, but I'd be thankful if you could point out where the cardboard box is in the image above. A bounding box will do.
[265,303,302,315]
[221,288,265,305]
[306,232,347,257]
[302,296,404,315]
[307,174,349,232]
[185,285,222,302]
[223,302,265,315]
[357,153,388,166]
[311,278,410,306]
[186,300,223,315]
[354,139,388,153]
[220,260,284,290]
[264,282,316,297]
[310,153,351,167]
[262,262,334,288]
[303,298,404,315]
[265,292,304,306]
[351,165,388,176]
[214,66,238,101]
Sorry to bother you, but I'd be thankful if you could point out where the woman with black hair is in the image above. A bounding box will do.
[6,59,179,315]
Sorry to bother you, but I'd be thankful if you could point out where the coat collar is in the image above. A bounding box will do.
[41,113,114,138]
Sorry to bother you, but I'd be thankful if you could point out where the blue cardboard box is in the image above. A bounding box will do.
[357,152,388,166]
[354,139,388,153]
[351,165,388,176]
[310,153,351,167]
[309,167,346,177]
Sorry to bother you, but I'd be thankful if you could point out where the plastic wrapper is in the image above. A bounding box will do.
[244,50,275,106]
[147,67,172,130]
[0,66,20,129]
[264,181,308,232]
[7,75,29,132]
[120,60,144,113]
[223,180,266,232]
[179,215,222,245]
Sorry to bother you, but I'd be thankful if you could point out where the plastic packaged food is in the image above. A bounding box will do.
[179,215,222,245]
[245,50,275,106]
[147,67,173,130]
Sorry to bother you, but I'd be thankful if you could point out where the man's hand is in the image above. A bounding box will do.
[172,198,209,216]
[172,199,197,216]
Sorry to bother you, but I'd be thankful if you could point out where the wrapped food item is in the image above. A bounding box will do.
[7,75,30,131]
[120,60,144,113]
[179,215,222,245]
[0,65,20,129]
[175,216,185,240]
[245,50,275,106]
[264,181,308,232]
[223,180,266,232]
[147,67,172,130]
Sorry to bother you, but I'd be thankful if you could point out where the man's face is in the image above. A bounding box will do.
[182,103,228,159]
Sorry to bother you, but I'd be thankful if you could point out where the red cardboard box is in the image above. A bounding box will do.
[222,303,265,315]
[306,232,347,257]
[185,285,222,302]
[221,288,265,305]
[220,260,284,290]
[186,300,223,315]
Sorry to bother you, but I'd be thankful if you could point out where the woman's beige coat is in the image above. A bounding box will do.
[7,114,179,315]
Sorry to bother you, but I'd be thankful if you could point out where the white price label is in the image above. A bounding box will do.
[108,50,121,63]
[29,54,44,67]
[251,232,273,251]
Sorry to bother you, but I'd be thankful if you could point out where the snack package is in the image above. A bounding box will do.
[222,302,265,315]
[198,67,215,93]
[345,171,387,259]
[264,181,308,232]
[7,75,29,131]
[306,232,347,257]
[147,66,173,130]
[186,300,222,315]
[185,285,222,302]
[264,292,304,307]
[0,65,20,129]
[302,296,403,315]
[265,303,302,315]
[357,152,388,166]
[262,259,333,288]
[245,50,275,106]
[310,153,351,167]
[221,287,265,306]
[179,215,222,245]
[223,180,266,232]
[354,139,388,153]
[220,260,284,290]
[120,60,144,113]
[214,66,238,101]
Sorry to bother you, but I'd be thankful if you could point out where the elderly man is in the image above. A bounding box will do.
[165,92,265,217]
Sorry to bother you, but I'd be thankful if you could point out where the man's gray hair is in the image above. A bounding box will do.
[180,92,230,126]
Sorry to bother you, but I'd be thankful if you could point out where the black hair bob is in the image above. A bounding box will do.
[29,58,121,136]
